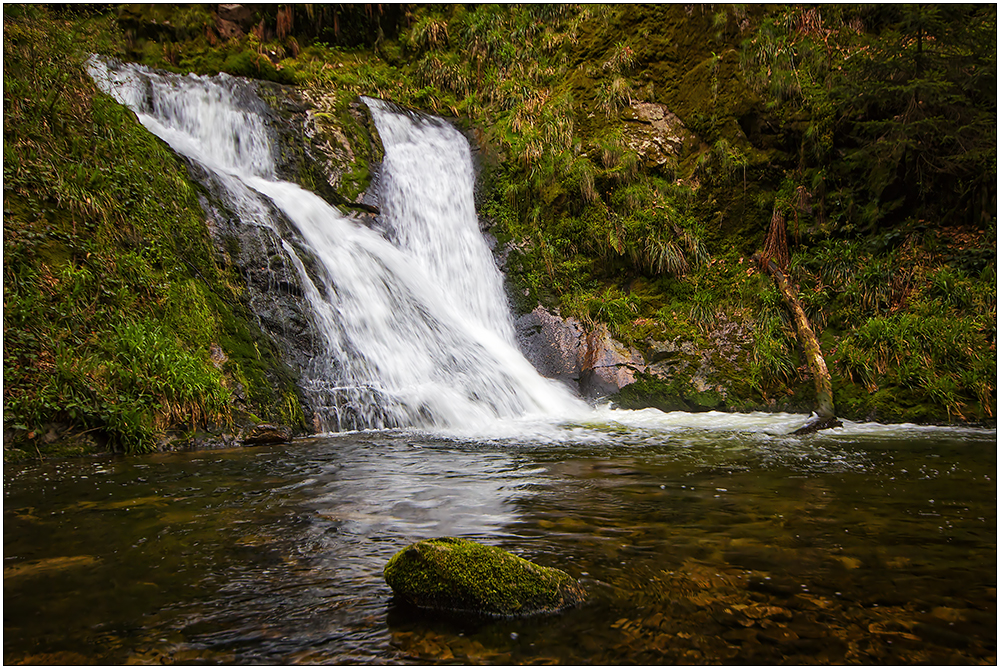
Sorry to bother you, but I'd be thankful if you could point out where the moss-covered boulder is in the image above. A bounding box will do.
[384,537,586,617]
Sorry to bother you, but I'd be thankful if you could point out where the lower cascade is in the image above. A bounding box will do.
[88,59,586,432]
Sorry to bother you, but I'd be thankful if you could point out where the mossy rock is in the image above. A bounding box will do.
[383,537,586,618]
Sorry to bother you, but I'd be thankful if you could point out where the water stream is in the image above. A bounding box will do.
[86,59,585,433]
[4,425,996,664]
[10,61,991,664]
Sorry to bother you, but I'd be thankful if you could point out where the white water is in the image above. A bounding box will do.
[87,59,588,432]
[88,60,979,441]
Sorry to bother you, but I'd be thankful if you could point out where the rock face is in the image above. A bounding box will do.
[188,77,383,432]
[514,304,761,410]
[621,101,697,168]
[198,190,323,423]
[215,4,255,40]
[259,83,383,212]
[384,537,586,618]
[515,306,645,398]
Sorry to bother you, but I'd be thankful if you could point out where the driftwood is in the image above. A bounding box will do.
[760,207,841,433]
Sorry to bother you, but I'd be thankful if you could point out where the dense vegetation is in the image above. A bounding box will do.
[3,5,304,459]
[4,4,995,459]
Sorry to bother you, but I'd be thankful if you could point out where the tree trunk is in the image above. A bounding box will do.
[765,260,835,418]
[759,206,840,433]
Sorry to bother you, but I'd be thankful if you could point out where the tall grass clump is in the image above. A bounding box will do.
[836,314,995,419]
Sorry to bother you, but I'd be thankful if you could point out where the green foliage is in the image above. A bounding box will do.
[563,286,639,337]
[836,313,995,420]
[3,7,301,454]
[742,5,997,232]
[747,286,797,395]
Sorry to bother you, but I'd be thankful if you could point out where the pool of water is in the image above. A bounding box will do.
[4,412,996,664]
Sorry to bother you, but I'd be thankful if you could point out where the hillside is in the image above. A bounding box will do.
[3,4,996,459]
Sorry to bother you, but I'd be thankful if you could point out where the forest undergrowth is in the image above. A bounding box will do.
[3,4,995,459]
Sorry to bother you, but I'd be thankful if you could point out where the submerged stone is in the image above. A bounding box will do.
[383,537,586,617]
[239,424,292,445]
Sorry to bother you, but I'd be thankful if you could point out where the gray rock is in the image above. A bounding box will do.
[621,101,697,168]
[515,306,645,398]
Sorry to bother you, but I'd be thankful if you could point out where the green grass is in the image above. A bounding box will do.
[3,6,305,455]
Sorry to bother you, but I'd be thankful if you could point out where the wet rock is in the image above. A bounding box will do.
[792,414,843,435]
[239,424,292,445]
[608,314,758,413]
[202,193,322,344]
[580,324,646,396]
[758,626,800,645]
[514,306,645,398]
[180,433,240,451]
[384,537,586,617]
[723,628,759,643]
[931,606,968,623]
[293,92,384,207]
[715,609,751,628]
[742,604,794,622]
[748,577,798,598]
[913,622,973,649]
[514,306,587,387]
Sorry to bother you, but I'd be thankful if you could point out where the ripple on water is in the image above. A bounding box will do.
[3,417,996,664]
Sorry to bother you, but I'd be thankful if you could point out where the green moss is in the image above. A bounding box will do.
[383,537,586,618]
[610,372,698,413]
[3,7,308,454]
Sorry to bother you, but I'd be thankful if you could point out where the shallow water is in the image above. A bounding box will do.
[4,413,996,664]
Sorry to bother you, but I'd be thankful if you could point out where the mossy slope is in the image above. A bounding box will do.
[3,6,307,459]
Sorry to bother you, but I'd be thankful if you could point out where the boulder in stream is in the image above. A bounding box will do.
[238,424,292,445]
[384,537,586,617]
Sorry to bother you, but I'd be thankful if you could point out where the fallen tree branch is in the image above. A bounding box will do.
[764,259,841,432]
[758,207,839,433]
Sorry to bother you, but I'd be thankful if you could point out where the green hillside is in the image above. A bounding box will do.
[3,4,995,459]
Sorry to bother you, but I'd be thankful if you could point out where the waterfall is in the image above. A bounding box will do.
[88,59,586,432]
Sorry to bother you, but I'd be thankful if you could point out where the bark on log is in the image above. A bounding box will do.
[764,259,840,432]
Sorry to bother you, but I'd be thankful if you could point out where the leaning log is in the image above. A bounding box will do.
[759,207,840,433]
[764,260,838,427]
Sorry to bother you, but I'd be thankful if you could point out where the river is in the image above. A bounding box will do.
[4,416,996,664]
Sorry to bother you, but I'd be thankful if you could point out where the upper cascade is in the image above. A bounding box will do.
[88,59,587,432]
[364,97,514,342]
[87,57,275,178]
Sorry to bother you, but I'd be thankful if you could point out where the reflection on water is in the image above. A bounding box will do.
[4,412,996,664]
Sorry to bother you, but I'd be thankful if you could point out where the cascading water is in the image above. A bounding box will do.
[87,59,587,432]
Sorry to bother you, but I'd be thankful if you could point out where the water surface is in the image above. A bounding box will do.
[5,414,996,664]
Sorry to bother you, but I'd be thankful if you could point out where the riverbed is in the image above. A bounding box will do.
[4,411,996,664]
